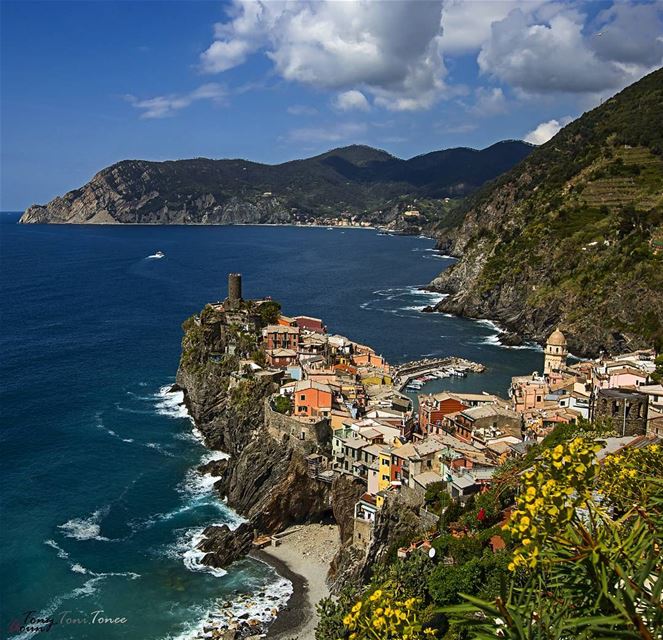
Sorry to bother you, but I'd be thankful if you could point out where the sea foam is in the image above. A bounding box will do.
[58,508,110,542]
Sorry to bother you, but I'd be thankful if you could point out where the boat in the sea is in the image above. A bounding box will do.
[148,250,165,259]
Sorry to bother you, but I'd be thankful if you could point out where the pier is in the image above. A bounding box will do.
[394,357,485,392]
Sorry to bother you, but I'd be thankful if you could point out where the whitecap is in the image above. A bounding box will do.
[70,563,87,574]
[44,539,69,559]
[58,508,110,541]
[145,442,176,457]
[154,385,192,421]
[474,318,501,331]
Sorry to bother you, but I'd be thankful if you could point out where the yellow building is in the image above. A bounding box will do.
[377,449,392,495]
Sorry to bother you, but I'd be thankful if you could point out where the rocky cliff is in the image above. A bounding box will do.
[19,142,532,225]
[429,68,663,357]
[175,301,430,591]
[175,309,334,570]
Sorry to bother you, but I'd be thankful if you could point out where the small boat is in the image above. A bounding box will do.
[147,250,165,259]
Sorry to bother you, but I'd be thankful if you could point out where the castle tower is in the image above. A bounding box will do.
[544,327,568,375]
[227,273,242,308]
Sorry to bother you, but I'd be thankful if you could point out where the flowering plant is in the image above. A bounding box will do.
[341,587,436,640]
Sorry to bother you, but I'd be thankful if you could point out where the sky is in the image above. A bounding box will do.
[1,0,662,210]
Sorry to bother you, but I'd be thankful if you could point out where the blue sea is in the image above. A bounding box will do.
[0,212,541,639]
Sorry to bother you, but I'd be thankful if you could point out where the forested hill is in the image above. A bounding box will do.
[430,68,663,357]
[19,141,532,225]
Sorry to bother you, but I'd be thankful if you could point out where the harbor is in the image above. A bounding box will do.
[393,356,486,392]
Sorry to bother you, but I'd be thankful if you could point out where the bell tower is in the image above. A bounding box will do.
[544,327,568,375]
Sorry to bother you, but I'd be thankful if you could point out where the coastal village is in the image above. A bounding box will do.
[198,274,662,564]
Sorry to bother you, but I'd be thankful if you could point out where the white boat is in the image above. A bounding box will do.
[435,371,450,378]
[147,250,165,259]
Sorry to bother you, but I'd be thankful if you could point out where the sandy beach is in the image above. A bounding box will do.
[252,523,340,640]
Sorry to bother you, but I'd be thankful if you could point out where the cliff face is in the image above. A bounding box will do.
[329,493,425,593]
[19,142,532,225]
[429,69,663,357]
[175,308,334,570]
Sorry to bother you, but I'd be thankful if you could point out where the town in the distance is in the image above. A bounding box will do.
[195,273,662,558]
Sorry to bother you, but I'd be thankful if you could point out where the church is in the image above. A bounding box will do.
[544,327,568,375]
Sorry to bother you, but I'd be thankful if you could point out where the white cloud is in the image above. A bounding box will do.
[199,0,447,111]
[286,121,367,144]
[524,116,573,145]
[591,2,663,67]
[200,39,254,73]
[333,90,370,112]
[478,4,663,95]
[470,87,507,116]
[439,0,544,54]
[126,83,226,118]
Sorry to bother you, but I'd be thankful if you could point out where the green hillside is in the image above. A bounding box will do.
[432,68,663,355]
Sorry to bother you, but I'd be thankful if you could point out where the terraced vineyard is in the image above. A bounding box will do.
[581,146,663,210]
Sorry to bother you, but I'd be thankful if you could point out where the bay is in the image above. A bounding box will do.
[0,213,541,639]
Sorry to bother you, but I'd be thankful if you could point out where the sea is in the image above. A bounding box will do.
[0,212,542,639]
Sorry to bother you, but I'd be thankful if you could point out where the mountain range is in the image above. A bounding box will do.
[18,141,532,225]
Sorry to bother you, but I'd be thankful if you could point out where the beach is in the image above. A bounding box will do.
[253,524,340,640]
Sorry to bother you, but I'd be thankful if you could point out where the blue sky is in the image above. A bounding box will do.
[1,0,662,210]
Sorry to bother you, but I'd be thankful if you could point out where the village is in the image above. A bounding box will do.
[203,274,663,557]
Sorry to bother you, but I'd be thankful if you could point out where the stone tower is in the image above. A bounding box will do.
[227,273,242,308]
[544,327,568,375]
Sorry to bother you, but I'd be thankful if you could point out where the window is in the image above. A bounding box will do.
[536,396,542,403]
[382,474,389,481]
[300,394,306,401]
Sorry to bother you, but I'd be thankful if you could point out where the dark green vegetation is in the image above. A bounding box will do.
[432,68,663,356]
[19,142,532,225]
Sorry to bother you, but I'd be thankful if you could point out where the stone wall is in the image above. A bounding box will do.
[593,391,648,436]
[264,397,332,454]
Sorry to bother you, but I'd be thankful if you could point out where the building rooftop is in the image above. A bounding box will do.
[461,404,519,421]
[263,324,300,334]
[547,328,567,346]
[269,348,297,357]
[413,471,444,488]
[598,388,647,400]
[294,380,333,394]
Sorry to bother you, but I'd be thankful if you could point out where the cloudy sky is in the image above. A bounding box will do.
[1,0,662,209]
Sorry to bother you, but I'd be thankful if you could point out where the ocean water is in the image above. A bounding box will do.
[0,213,541,639]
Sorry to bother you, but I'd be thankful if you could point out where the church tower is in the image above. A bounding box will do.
[544,327,568,375]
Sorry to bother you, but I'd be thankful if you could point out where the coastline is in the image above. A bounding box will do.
[253,524,340,640]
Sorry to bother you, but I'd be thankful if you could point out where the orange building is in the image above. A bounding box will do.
[419,393,469,434]
[262,324,300,351]
[293,380,333,417]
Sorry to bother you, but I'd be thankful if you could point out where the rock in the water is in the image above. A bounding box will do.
[498,332,523,347]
